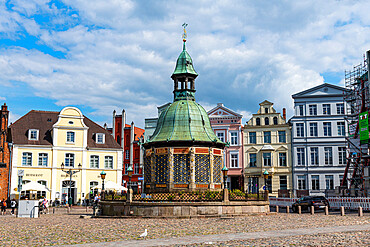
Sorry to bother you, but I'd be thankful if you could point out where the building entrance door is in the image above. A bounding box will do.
[62,180,77,205]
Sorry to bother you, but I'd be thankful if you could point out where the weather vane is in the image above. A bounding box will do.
[182,23,188,42]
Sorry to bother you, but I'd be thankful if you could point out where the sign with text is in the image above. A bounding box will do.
[359,112,369,144]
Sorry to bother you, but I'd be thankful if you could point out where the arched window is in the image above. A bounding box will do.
[256,118,260,126]
[265,117,269,125]
[273,117,278,125]
[117,135,121,145]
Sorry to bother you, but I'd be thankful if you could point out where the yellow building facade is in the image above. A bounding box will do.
[9,107,122,204]
[243,101,292,197]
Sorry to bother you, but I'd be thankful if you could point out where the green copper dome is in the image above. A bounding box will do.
[172,42,198,77]
[147,100,223,144]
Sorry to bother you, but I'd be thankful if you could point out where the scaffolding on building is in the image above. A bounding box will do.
[342,50,370,197]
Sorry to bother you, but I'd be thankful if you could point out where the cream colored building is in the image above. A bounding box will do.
[244,101,292,197]
[9,107,122,204]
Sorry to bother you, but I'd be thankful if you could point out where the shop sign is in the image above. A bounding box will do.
[359,112,369,144]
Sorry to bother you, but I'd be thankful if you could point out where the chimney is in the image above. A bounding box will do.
[121,109,125,148]
[283,108,286,120]
[112,110,116,139]
[104,123,107,129]
[130,121,134,167]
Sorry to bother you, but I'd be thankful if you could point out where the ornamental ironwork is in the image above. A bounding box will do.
[213,155,222,184]
[173,154,190,184]
[144,156,151,183]
[195,154,210,184]
[155,154,168,184]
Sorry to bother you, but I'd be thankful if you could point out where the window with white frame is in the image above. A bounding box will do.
[66,131,75,143]
[338,147,346,165]
[104,156,113,169]
[89,181,98,190]
[309,105,317,115]
[296,123,304,137]
[278,131,286,143]
[336,103,344,114]
[96,133,105,144]
[311,175,320,191]
[280,176,287,190]
[230,153,239,168]
[38,153,48,166]
[279,153,287,166]
[134,163,140,174]
[249,153,256,167]
[216,132,224,142]
[230,132,238,145]
[297,175,306,190]
[297,148,305,166]
[124,164,129,174]
[310,147,319,165]
[90,155,99,168]
[323,122,332,136]
[264,131,271,143]
[339,175,344,185]
[323,104,331,115]
[263,152,272,166]
[337,122,345,136]
[324,147,333,165]
[325,175,334,190]
[28,129,39,141]
[37,180,47,198]
[298,105,304,116]
[125,150,129,160]
[22,152,32,166]
[309,123,318,137]
[249,132,256,144]
[65,153,75,167]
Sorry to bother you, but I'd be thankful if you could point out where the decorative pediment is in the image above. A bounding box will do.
[208,104,242,118]
[293,83,346,98]
[247,147,258,152]
[276,146,288,151]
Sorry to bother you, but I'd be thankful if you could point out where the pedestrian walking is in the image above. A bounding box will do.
[10,199,17,215]
[1,198,7,215]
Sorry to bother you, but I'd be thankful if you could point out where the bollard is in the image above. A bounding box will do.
[298,206,301,214]
[310,206,314,215]
[340,206,345,216]
[286,206,290,214]
[53,208,55,214]
[325,206,329,215]
[358,207,363,217]
[67,206,70,214]
[276,205,279,213]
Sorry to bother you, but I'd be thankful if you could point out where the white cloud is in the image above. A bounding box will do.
[0,96,5,100]
[1,0,370,127]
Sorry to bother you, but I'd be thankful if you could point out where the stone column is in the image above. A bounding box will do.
[189,148,196,191]
[209,148,214,190]
[168,148,174,191]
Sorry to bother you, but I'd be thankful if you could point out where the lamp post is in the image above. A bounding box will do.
[222,165,229,189]
[61,162,82,207]
[263,170,269,200]
[100,170,106,200]
[127,165,133,190]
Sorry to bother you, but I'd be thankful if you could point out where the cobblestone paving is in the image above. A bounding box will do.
[0,207,369,246]
[180,231,370,246]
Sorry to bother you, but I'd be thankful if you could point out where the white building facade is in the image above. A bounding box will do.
[291,83,347,197]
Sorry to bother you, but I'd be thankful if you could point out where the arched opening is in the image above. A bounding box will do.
[265,117,269,125]
[256,118,260,126]
[273,117,278,125]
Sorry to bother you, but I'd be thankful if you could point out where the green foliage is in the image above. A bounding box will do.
[167,194,175,201]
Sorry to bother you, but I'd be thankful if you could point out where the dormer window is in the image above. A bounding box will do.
[66,131,75,143]
[28,129,39,141]
[96,133,105,144]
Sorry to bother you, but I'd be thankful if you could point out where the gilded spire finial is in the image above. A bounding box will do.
[182,23,188,42]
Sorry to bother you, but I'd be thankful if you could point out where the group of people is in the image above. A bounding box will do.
[0,198,17,215]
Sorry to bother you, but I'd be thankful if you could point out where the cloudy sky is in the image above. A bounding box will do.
[1,0,370,127]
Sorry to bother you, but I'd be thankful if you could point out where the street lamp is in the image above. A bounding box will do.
[222,165,229,189]
[100,170,106,191]
[127,165,133,190]
[61,162,82,207]
[263,170,269,192]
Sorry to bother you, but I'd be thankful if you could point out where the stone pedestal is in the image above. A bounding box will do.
[223,189,229,202]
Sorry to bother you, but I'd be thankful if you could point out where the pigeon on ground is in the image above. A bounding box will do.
[140,229,148,240]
